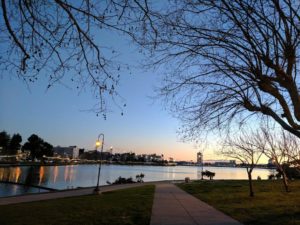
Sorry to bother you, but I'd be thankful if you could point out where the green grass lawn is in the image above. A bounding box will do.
[0,185,155,225]
[178,180,300,225]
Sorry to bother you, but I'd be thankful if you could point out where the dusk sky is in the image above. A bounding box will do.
[0,29,218,161]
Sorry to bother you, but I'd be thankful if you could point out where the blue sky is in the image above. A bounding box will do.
[0,4,240,162]
[0,28,216,161]
[0,65,208,161]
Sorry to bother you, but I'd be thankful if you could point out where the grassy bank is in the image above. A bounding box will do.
[0,185,155,225]
[178,180,300,225]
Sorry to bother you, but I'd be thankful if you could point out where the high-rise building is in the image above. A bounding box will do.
[197,152,203,164]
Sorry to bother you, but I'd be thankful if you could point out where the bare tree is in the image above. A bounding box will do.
[221,129,264,197]
[131,0,300,139]
[0,0,150,115]
[260,126,300,192]
[281,129,300,168]
[221,124,300,194]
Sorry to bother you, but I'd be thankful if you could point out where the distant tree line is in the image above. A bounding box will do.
[22,134,54,160]
[0,131,22,155]
[108,173,145,185]
[0,131,53,160]
[80,151,168,164]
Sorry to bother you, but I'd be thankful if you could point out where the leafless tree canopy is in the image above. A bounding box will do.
[221,129,265,196]
[222,129,264,167]
[2,0,300,133]
[0,0,148,116]
[132,0,300,139]
[223,125,300,167]
[221,125,300,192]
[260,126,300,166]
[260,125,300,191]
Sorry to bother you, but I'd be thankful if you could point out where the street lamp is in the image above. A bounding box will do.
[201,152,204,180]
[94,133,104,194]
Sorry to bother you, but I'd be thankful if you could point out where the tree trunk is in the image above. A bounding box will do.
[282,171,290,192]
[247,171,254,197]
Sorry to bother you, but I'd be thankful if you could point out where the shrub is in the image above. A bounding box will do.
[136,173,145,183]
[202,170,215,180]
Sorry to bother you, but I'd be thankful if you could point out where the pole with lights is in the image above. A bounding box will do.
[94,133,104,194]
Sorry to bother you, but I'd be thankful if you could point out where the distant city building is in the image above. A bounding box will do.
[53,146,79,159]
[146,154,163,162]
[203,160,236,167]
[176,160,195,166]
[197,152,203,164]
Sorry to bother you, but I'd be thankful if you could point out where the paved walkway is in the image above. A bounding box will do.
[150,183,242,225]
[0,181,243,225]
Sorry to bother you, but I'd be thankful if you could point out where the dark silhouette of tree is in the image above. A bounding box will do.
[3,0,300,135]
[136,173,145,182]
[8,133,22,155]
[0,131,10,154]
[22,134,53,159]
[283,164,300,180]
[23,134,41,159]
[41,141,54,158]
[201,170,215,180]
[0,0,147,115]
[130,0,300,140]
[220,129,264,197]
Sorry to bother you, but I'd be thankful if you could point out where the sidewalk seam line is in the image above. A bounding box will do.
[172,186,200,225]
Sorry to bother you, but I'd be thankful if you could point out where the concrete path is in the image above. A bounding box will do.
[150,183,242,225]
[0,182,154,205]
[0,181,243,225]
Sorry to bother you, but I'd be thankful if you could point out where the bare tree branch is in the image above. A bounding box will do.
[129,0,300,139]
[0,0,148,116]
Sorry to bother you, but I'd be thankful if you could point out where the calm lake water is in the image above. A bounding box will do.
[0,164,273,197]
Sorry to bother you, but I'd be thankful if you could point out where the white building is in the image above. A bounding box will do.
[53,146,79,159]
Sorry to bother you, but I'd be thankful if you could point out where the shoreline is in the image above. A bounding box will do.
[0,161,176,167]
[0,161,276,169]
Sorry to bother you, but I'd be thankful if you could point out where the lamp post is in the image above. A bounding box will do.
[201,152,204,180]
[94,133,104,194]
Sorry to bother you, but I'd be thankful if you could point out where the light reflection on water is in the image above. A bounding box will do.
[53,166,58,183]
[0,165,273,197]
